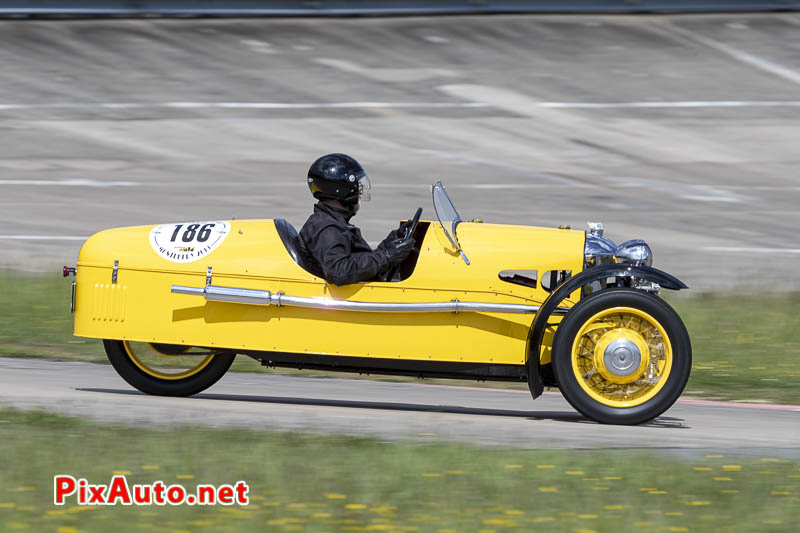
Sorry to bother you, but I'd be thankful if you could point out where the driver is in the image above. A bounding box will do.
[299,153,415,286]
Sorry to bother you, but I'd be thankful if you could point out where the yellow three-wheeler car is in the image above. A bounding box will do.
[65,182,691,425]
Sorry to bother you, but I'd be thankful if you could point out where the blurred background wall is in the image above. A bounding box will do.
[3,0,800,15]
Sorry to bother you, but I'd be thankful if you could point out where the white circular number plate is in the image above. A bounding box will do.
[149,221,230,263]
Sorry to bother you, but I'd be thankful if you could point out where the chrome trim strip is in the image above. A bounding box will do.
[172,284,570,315]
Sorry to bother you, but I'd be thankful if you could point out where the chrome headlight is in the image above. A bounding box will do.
[616,239,653,267]
[585,233,617,267]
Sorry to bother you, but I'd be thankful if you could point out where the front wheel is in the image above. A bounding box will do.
[104,340,235,397]
[552,288,691,425]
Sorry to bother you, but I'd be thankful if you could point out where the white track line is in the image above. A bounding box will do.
[0,101,799,112]
[0,179,138,187]
[705,246,800,254]
[0,235,86,241]
[540,101,800,108]
[0,102,488,111]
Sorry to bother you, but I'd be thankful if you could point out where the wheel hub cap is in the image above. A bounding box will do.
[593,329,651,385]
[603,338,640,377]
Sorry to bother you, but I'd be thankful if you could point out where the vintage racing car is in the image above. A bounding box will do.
[65,182,691,425]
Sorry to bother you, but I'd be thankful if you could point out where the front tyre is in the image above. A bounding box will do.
[104,340,235,397]
[552,289,691,425]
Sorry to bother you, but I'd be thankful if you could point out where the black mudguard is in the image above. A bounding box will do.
[526,264,688,399]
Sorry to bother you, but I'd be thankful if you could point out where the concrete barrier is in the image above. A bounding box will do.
[3,1,800,15]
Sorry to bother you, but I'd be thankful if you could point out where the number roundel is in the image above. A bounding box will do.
[149,221,230,263]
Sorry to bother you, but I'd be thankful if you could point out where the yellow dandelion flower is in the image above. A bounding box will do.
[771,491,790,496]
[603,505,628,510]
[57,528,79,533]
[763,520,782,525]
[16,487,36,492]
[345,504,367,510]
[482,519,517,526]
[176,475,194,480]
[688,501,711,506]
[713,477,732,481]
[639,487,657,491]
[565,471,584,476]
[722,465,741,471]
[141,465,160,470]
[533,517,555,522]
[112,471,131,475]
[649,491,668,495]
[579,514,598,519]
[446,470,465,475]
[603,476,622,480]
[694,467,712,471]
[0,503,16,509]
[325,493,347,499]
[422,473,441,478]
[573,529,598,533]
[538,487,558,493]
[536,464,555,469]
[705,455,724,458]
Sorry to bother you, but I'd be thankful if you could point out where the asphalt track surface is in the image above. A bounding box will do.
[2,357,799,458]
[2,13,800,289]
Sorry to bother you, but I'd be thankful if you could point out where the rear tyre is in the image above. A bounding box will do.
[552,288,691,425]
[104,339,235,397]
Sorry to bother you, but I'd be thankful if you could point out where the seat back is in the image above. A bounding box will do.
[274,219,324,278]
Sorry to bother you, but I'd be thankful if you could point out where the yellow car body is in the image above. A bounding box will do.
[74,219,583,368]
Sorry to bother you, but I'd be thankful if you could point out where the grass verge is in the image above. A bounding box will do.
[2,271,799,403]
[0,408,798,532]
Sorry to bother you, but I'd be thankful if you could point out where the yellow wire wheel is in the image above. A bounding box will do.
[551,288,691,425]
[103,339,236,397]
[571,307,672,407]
[123,341,215,381]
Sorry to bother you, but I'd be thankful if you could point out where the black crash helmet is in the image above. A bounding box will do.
[307,153,372,205]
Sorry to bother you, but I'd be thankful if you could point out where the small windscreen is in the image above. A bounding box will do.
[431,181,462,250]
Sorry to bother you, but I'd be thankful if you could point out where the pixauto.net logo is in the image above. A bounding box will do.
[54,475,249,506]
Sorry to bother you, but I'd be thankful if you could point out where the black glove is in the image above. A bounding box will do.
[396,219,414,239]
[380,236,415,265]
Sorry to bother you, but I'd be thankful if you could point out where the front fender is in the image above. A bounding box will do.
[526,264,688,399]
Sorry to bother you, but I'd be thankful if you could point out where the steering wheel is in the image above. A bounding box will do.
[402,207,423,240]
[383,207,423,282]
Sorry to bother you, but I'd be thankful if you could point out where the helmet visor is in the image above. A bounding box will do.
[358,174,372,202]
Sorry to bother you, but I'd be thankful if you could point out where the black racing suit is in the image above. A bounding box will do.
[299,201,393,286]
